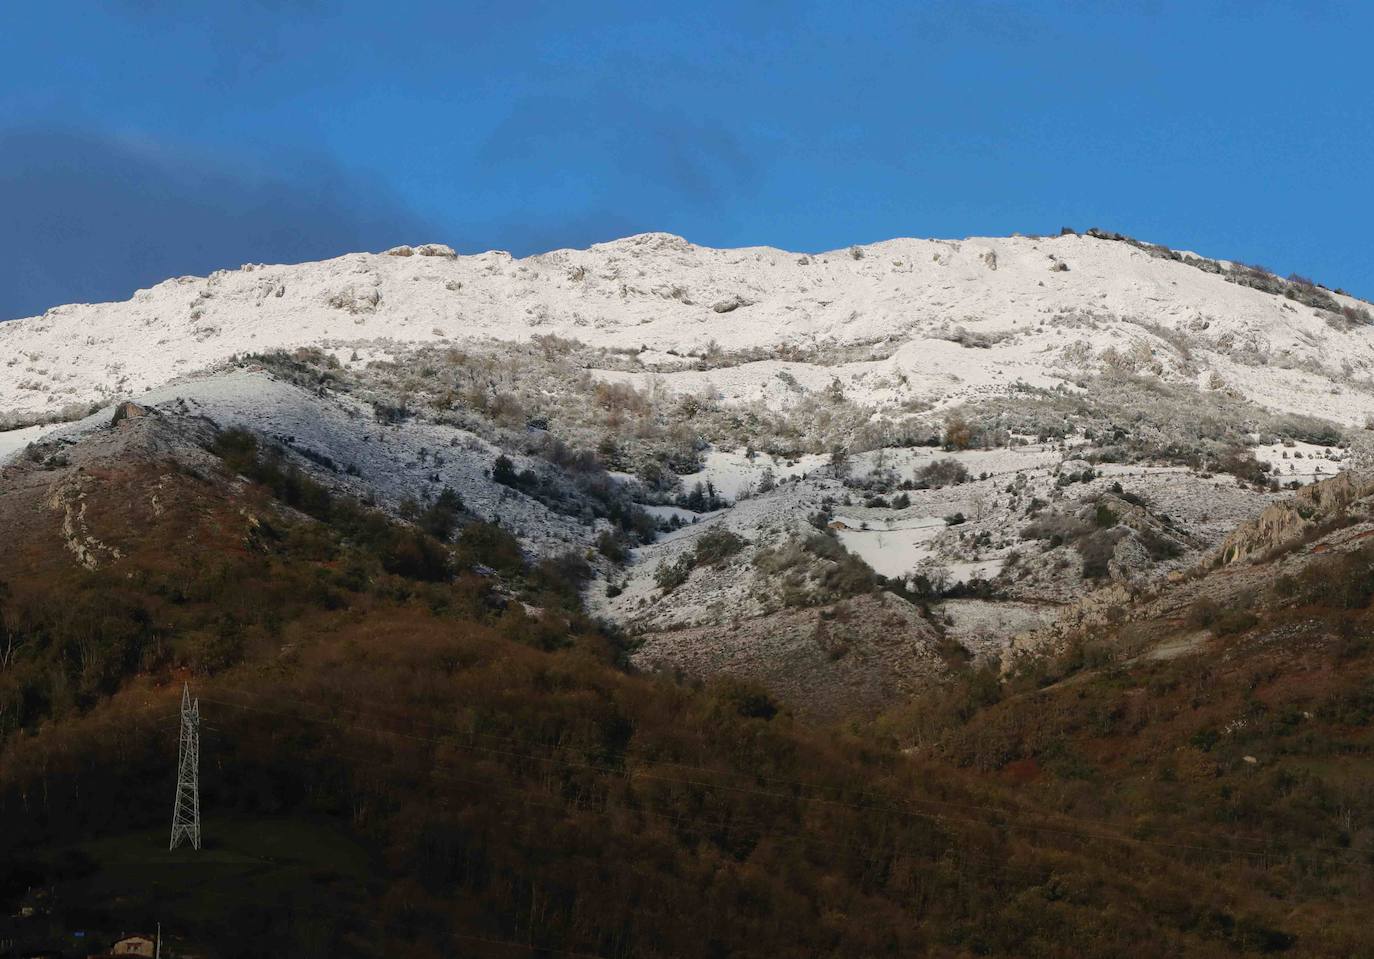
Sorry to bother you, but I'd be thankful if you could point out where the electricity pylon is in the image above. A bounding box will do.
[169,683,201,851]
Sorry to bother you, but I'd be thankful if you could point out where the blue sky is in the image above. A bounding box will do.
[1,1,1370,320]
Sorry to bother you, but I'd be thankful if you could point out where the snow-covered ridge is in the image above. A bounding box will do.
[3,231,1373,428]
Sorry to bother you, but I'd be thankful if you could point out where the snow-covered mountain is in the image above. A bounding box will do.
[4,230,1373,429]
[5,229,1373,716]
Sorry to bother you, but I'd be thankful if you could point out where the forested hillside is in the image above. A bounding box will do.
[4,412,1374,957]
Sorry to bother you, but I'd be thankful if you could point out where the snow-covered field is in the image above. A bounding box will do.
[832,518,946,578]
[1252,440,1347,485]
[0,423,58,465]
[694,449,829,500]
[846,444,1063,482]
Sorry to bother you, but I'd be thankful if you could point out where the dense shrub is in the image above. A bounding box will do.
[595,529,629,563]
[1212,446,1269,485]
[1021,513,1091,548]
[1185,597,1256,634]
[751,532,877,607]
[652,527,749,593]
[455,522,525,577]
[653,557,691,592]
[1214,609,1259,635]
[1137,526,1183,561]
[492,454,538,491]
[1187,597,1221,629]
[402,487,465,541]
[1341,304,1374,325]
[529,551,594,611]
[707,676,781,720]
[1292,545,1374,609]
[692,528,747,567]
[1056,467,1097,487]
[1094,502,1118,528]
[676,480,728,512]
[916,458,971,488]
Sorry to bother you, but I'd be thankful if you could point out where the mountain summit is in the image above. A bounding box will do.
[4,230,1372,431]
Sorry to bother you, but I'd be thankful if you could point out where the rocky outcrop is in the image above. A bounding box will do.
[1218,470,1374,564]
[111,401,150,427]
[46,474,122,570]
[711,295,753,314]
[1002,580,1137,666]
[326,286,383,315]
[385,243,457,258]
[1108,534,1153,582]
[416,243,457,258]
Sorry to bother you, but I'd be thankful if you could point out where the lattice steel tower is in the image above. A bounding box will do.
[169,683,201,851]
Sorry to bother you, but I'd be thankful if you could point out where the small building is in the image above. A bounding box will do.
[109,935,157,958]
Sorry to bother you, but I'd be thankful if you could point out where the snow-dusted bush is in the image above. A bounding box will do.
[692,528,747,566]
[916,458,970,488]
[752,532,876,608]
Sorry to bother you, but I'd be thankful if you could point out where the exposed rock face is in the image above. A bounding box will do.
[1218,470,1374,564]
[111,401,150,427]
[1109,534,1153,582]
[46,473,122,570]
[326,286,382,314]
[1006,580,1136,663]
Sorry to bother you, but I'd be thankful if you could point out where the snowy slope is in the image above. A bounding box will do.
[4,232,1374,429]
[8,230,1374,706]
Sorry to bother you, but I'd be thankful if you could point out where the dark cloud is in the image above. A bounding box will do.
[110,0,340,85]
[478,95,756,207]
[0,128,435,320]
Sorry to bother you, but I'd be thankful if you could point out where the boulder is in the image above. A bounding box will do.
[711,295,753,314]
[417,243,457,258]
[1108,533,1152,583]
[111,401,150,427]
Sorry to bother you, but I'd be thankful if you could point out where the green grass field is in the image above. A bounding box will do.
[37,816,377,954]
